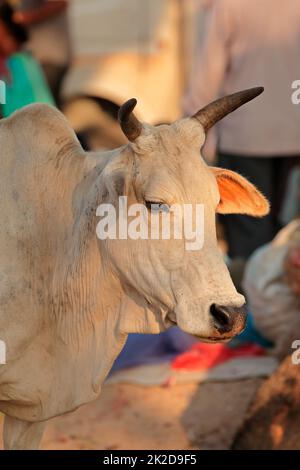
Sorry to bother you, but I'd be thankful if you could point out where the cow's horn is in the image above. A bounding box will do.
[193,87,264,132]
[118,98,142,142]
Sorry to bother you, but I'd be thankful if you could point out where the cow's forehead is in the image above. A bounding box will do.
[131,120,206,178]
[130,121,217,203]
[132,118,205,156]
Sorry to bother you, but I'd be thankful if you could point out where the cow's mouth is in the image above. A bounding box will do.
[168,316,232,342]
[168,303,247,342]
[196,335,234,343]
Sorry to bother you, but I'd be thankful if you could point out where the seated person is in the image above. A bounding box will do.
[243,219,300,358]
[0,2,54,118]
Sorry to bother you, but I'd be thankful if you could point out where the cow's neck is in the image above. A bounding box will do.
[51,153,129,388]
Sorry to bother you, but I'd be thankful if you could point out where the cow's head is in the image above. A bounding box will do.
[98,88,269,342]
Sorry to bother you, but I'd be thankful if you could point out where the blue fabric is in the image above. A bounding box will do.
[111,327,198,373]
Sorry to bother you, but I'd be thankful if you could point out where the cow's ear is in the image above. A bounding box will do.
[211,167,270,216]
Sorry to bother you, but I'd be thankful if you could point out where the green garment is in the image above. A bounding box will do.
[0,51,55,118]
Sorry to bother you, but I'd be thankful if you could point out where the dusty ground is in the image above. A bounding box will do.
[0,378,262,450]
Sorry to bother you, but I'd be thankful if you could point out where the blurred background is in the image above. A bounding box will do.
[1,0,210,146]
[1,0,300,450]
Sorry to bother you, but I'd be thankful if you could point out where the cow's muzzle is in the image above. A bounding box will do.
[209,304,247,340]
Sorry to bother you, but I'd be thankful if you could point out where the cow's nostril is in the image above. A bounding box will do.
[210,304,233,333]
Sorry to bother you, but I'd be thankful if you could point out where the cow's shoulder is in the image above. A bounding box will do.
[1,104,79,151]
[6,103,67,126]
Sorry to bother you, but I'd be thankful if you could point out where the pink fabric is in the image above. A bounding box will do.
[183,0,300,156]
[171,342,265,371]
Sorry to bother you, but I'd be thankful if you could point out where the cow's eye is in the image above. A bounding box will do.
[145,200,170,213]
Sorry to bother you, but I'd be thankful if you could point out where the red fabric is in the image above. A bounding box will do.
[171,342,265,371]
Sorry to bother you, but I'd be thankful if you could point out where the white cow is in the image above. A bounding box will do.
[0,88,268,449]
